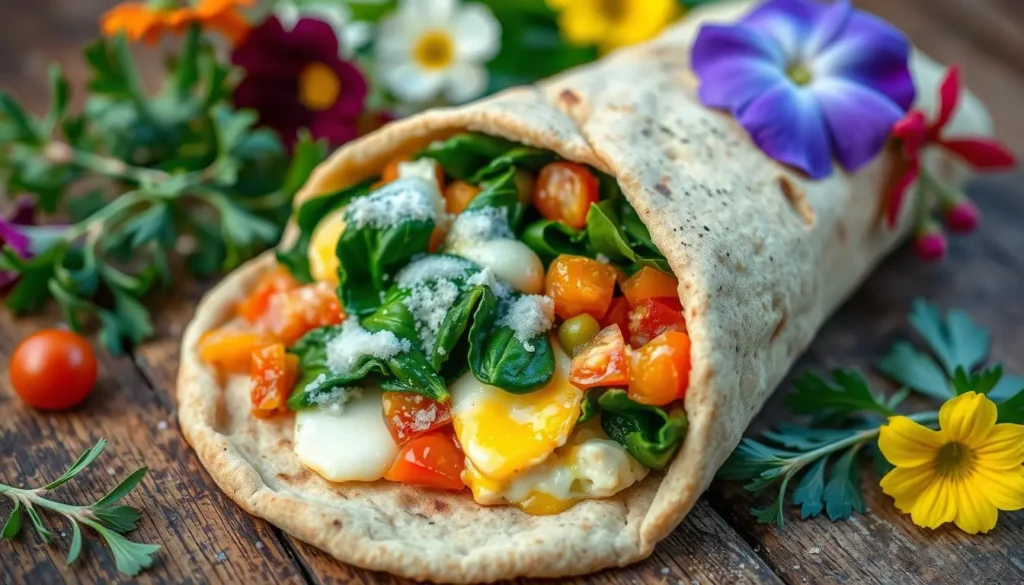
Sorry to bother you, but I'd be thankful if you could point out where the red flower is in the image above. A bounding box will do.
[885,66,1016,227]
[231,16,368,149]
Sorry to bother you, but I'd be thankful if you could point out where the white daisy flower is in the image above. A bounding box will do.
[375,0,501,105]
[276,0,373,56]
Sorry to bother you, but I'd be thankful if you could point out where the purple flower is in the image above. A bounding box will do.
[691,0,915,179]
[231,16,369,149]
[0,198,38,293]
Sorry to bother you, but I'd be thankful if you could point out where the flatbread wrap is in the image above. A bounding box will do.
[176,1,992,581]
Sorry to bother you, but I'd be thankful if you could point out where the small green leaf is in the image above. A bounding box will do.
[791,457,827,519]
[586,201,670,273]
[751,473,795,529]
[878,341,952,401]
[951,366,1003,396]
[718,438,791,481]
[45,439,108,490]
[471,326,555,393]
[996,388,1024,424]
[598,390,687,470]
[92,505,144,533]
[94,468,148,509]
[24,505,51,543]
[43,64,71,135]
[0,92,41,143]
[96,527,160,576]
[1,500,23,539]
[66,521,83,565]
[822,446,866,521]
[174,23,202,97]
[578,393,598,424]
[787,370,895,418]
[908,299,989,376]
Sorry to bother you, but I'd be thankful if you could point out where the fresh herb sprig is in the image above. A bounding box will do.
[719,299,1024,527]
[0,439,160,575]
[0,26,325,353]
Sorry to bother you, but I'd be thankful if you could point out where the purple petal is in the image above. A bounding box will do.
[741,0,828,57]
[812,11,915,110]
[692,24,786,70]
[697,60,786,113]
[813,77,907,172]
[738,84,833,179]
[291,19,342,59]
[803,0,852,58]
[308,117,361,148]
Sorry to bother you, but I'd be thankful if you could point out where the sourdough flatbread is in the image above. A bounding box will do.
[176,2,991,581]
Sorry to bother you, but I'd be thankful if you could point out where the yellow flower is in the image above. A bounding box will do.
[878,392,1024,534]
[547,0,679,53]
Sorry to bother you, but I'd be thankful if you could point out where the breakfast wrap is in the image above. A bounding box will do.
[176,1,992,581]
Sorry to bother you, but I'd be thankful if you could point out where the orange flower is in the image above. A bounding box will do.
[101,0,252,44]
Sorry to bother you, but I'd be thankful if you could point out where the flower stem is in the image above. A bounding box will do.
[41,141,176,185]
[782,411,939,472]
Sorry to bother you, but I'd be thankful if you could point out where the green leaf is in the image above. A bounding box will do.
[791,457,827,519]
[430,283,497,372]
[1,500,23,539]
[878,341,952,401]
[361,291,421,348]
[951,366,1003,396]
[471,326,555,393]
[281,132,328,195]
[96,527,160,576]
[24,505,51,543]
[66,521,83,565]
[585,201,670,273]
[718,438,791,481]
[42,64,71,135]
[123,203,173,248]
[578,392,598,424]
[996,388,1024,424]
[466,147,554,184]
[45,439,108,490]
[786,370,896,418]
[419,133,519,180]
[0,93,40,143]
[822,446,866,521]
[464,167,526,230]
[908,299,989,376]
[346,0,396,21]
[598,390,687,470]
[92,505,144,533]
[750,472,795,529]
[521,219,588,264]
[94,468,148,509]
[174,23,202,97]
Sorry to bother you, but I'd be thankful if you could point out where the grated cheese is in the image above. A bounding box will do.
[396,255,473,289]
[309,386,363,415]
[345,177,438,229]
[466,267,511,299]
[402,278,461,354]
[446,207,512,248]
[326,319,411,374]
[497,295,555,352]
[398,158,440,185]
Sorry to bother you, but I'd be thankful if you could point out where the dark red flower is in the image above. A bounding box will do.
[0,197,38,294]
[885,66,1016,227]
[232,16,368,149]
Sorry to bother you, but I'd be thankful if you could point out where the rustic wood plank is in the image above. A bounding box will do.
[0,308,306,585]
[707,175,1024,585]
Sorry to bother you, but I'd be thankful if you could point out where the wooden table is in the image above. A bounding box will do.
[2,1,1023,583]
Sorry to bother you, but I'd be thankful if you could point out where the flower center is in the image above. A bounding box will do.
[597,0,626,21]
[414,31,455,71]
[788,63,813,86]
[935,441,975,479]
[298,62,342,113]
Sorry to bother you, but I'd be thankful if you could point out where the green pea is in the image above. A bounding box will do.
[558,314,601,355]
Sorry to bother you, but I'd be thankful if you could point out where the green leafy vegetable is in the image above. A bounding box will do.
[0,439,159,575]
[465,167,527,230]
[586,201,671,273]
[598,390,687,469]
[419,133,520,180]
[467,147,554,184]
[578,392,598,424]
[432,284,498,374]
[786,370,899,418]
[521,219,588,264]
[471,326,555,393]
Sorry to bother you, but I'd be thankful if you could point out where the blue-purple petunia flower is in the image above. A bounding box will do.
[691,0,915,179]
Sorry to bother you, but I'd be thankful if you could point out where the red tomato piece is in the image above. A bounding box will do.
[9,330,98,410]
[601,297,632,345]
[237,268,299,324]
[261,282,345,345]
[198,330,277,374]
[628,299,688,348]
[621,267,679,307]
[544,254,618,320]
[385,431,466,491]
[628,331,691,406]
[532,162,599,229]
[382,392,453,446]
[250,343,299,418]
[569,325,630,389]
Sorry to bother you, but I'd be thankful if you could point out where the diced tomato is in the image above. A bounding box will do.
[532,162,599,229]
[199,330,277,374]
[628,331,691,406]
[385,431,465,491]
[250,343,300,418]
[237,268,300,324]
[444,180,482,214]
[602,297,632,344]
[628,299,687,348]
[545,254,617,320]
[428,226,447,253]
[569,325,630,389]
[379,156,445,188]
[621,267,679,307]
[261,282,345,345]
[382,392,453,446]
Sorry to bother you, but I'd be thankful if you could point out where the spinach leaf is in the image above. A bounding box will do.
[467,147,554,184]
[465,167,526,230]
[521,219,588,264]
[578,392,598,424]
[432,284,498,371]
[419,133,518,180]
[276,180,372,282]
[598,389,687,469]
[586,201,671,273]
[360,289,420,345]
[472,326,555,393]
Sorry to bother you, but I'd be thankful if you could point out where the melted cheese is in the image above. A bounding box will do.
[294,388,397,482]
[453,239,544,294]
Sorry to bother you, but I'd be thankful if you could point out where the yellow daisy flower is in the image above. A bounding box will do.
[878,392,1024,534]
[547,0,680,54]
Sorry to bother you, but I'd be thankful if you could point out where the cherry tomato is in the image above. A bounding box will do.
[532,162,599,229]
[628,298,688,348]
[378,156,445,188]
[544,254,617,320]
[569,324,630,389]
[385,430,465,491]
[9,330,98,410]
[628,331,691,406]
[382,392,453,446]
[260,282,345,345]
[237,268,299,324]
[621,267,679,307]
[199,330,277,374]
[601,297,632,345]
[443,180,482,214]
[250,343,299,418]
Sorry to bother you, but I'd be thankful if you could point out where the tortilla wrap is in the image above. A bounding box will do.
[176,1,992,581]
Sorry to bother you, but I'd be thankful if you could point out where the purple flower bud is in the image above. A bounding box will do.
[914,230,948,262]
[943,199,981,234]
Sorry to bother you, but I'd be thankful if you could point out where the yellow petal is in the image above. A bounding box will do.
[878,416,943,467]
[951,476,999,534]
[909,477,957,529]
[607,0,678,48]
[558,3,609,46]
[879,464,936,513]
[938,392,997,446]
[971,465,1024,511]
[974,423,1024,469]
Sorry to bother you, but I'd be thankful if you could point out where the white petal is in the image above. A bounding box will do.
[444,62,488,104]
[343,21,374,51]
[376,15,415,61]
[275,1,301,30]
[454,3,501,62]
[383,61,446,103]
[401,0,456,27]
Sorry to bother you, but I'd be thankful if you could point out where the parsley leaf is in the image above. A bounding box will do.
[786,370,897,418]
